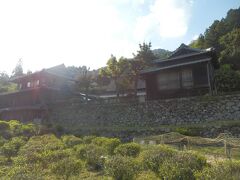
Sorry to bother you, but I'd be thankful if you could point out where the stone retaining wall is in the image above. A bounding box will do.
[48,94,240,137]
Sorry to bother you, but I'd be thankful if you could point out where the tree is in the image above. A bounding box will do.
[214,64,240,92]
[96,68,111,87]
[189,34,205,49]
[12,59,24,77]
[99,55,130,98]
[0,72,17,93]
[224,8,240,32]
[133,42,156,66]
[219,28,240,69]
[76,66,92,102]
[0,72,10,93]
[204,20,225,54]
[131,42,157,96]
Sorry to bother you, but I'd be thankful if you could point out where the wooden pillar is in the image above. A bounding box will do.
[206,62,213,95]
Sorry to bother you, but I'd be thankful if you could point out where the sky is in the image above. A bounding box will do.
[0,0,239,74]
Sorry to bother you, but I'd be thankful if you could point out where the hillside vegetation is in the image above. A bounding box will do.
[0,120,240,180]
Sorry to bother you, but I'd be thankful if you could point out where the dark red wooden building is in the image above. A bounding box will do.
[141,44,217,100]
[0,64,74,122]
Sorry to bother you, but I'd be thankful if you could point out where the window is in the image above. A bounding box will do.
[157,71,180,90]
[27,82,31,88]
[182,69,193,88]
[19,83,22,89]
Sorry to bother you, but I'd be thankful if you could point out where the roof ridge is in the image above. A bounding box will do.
[153,51,210,64]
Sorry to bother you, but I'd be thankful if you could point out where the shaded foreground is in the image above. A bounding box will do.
[0,120,240,179]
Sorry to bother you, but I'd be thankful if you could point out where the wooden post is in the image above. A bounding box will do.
[206,62,213,95]
[224,140,232,159]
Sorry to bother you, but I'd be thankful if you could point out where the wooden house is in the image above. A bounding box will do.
[141,44,217,100]
[0,64,74,122]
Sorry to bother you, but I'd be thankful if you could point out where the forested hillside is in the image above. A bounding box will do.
[189,7,240,93]
[190,7,240,69]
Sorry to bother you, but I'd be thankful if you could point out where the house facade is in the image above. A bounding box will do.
[141,44,217,100]
[0,64,74,122]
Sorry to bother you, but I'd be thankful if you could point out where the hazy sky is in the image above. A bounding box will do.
[0,0,239,74]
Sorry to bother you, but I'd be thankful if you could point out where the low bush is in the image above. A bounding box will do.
[177,151,207,171]
[159,160,194,180]
[5,164,45,180]
[105,155,140,180]
[136,171,159,180]
[195,160,240,179]
[114,142,141,157]
[1,137,26,160]
[140,145,176,174]
[92,137,121,155]
[0,136,6,147]
[18,134,64,164]
[158,152,206,180]
[82,136,96,144]
[61,135,83,148]
[51,157,84,180]
[0,121,10,131]
[0,156,8,166]
[0,121,11,138]
[20,124,37,137]
[38,149,73,165]
[77,144,107,170]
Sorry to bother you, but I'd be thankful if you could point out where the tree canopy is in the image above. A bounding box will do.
[189,7,240,70]
[12,59,24,77]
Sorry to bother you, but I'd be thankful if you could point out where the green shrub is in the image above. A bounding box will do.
[105,155,140,180]
[77,144,107,170]
[92,137,121,155]
[0,136,6,147]
[0,156,8,166]
[61,135,83,148]
[82,136,96,144]
[19,134,64,154]
[176,151,207,171]
[21,124,37,137]
[195,160,240,179]
[18,134,64,164]
[38,149,73,165]
[157,151,206,180]
[8,120,22,135]
[214,64,240,92]
[75,144,88,160]
[136,171,159,180]
[158,152,207,180]
[51,157,83,180]
[0,121,11,138]
[0,121,10,131]
[0,165,8,178]
[159,160,194,180]
[140,145,176,174]
[114,142,141,157]
[1,137,26,160]
[5,164,45,180]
